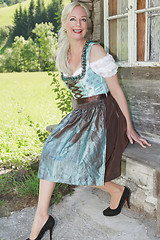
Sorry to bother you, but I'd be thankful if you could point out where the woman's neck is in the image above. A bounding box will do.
[69,39,86,55]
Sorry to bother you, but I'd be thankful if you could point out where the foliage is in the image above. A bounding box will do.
[12,0,63,40]
[0,72,61,169]
[0,22,58,72]
[50,71,73,117]
[13,171,74,202]
[0,36,40,72]
[13,171,40,197]
[0,167,74,213]
[0,26,10,45]
[0,110,50,169]
[47,0,63,33]
[32,22,58,71]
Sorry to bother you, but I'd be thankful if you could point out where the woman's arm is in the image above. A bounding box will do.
[105,74,151,148]
[90,44,151,148]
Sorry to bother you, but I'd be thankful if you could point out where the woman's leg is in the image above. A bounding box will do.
[95,182,124,209]
[29,179,56,240]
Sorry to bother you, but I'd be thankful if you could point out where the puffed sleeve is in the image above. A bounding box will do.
[90,54,118,78]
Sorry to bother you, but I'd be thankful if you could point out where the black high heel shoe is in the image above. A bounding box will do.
[26,215,55,240]
[103,186,131,216]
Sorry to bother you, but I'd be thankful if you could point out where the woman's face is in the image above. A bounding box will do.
[64,6,88,41]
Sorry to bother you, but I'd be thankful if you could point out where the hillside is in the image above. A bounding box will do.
[0,0,70,27]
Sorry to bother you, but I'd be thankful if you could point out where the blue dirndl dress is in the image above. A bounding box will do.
[38,41,128,186]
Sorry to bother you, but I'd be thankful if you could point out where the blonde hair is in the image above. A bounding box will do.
[56,1,90,76]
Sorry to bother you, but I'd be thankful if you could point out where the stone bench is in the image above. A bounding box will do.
[120,142,160,236]
[46,124,160,236]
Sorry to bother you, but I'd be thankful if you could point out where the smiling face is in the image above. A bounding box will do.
[64,6,88,41]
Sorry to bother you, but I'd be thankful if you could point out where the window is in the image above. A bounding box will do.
[104,0,160,66]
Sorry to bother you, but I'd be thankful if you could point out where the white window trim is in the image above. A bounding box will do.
[104,0,160,67]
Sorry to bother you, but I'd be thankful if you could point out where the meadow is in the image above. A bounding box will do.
[0,0,70,27]
[0,72,62,168]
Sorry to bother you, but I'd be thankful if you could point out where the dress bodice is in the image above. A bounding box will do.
[61,41,116,99]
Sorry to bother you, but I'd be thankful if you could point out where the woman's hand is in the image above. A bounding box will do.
[127,127,151,148]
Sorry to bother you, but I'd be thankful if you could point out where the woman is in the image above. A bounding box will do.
[27,2,151,240]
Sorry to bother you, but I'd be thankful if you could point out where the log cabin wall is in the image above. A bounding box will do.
[118,68,160,144]
[71,0,160,143]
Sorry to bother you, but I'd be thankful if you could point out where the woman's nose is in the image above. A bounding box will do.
[76,20,81,26]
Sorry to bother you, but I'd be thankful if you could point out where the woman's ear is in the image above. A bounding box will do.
[62,21,67,31]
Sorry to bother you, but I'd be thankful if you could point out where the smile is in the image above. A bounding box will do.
[73,29,82,33]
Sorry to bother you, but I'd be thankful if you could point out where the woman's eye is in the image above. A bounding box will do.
[70,18,76,21]
[81,18,87,22]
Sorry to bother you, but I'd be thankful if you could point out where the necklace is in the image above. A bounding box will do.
[61,40,91,81]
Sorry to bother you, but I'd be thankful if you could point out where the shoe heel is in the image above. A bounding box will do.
[126,196,130,208]
[49,227,53,240]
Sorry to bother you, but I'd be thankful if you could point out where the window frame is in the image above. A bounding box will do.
[104,0,160,67]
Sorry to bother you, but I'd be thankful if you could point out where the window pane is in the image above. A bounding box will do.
[109,0,128,16]
[149,14,160,61]
[117,0,128,14]
[109,18,128,61]
[150,0,160,8]
[117,18,128,61]
[109,20,117,58]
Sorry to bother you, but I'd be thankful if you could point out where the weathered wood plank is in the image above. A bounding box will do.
[118,67,160,80]
[120,79,160,143]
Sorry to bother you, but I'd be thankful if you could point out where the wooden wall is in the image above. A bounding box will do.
[118,68,160,144]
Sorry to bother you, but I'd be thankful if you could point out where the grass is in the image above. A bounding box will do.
[0,72,63,168]
[0,166,75,215]
[0,0,71,27]
[0,71,74,215]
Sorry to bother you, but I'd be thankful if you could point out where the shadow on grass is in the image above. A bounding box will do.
[0,161,75,217]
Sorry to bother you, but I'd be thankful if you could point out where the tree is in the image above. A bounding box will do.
[28,0,35,36]
[0,36,40,72]
[0,26,10,45]
[47,0,63,33]
[21,8,28,39]
[12,5,24,39]
[41,0,47,23]
[32,22,58,71]
[35,0,42,24]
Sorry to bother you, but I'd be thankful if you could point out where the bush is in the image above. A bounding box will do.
[50,72,73,117]
[0,36,40,72]
[32,22,58,71]
[0,23,58,72]
[0,26,10,46]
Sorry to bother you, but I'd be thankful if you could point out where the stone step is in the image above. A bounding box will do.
[118,142,160,236]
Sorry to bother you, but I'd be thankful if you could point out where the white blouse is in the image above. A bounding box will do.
[72,54,118,78]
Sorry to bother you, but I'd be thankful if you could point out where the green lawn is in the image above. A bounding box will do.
[0,0,51,27]
[0,0,71,27]
[0,72,63,168]
[0,72,61,124]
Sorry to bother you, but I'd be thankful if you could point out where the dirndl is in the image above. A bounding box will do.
[38,93,128,186]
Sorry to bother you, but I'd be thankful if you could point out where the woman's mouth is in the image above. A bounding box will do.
[73,29,82,33]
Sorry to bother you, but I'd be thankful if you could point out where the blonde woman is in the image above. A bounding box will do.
[27,2,151,240]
